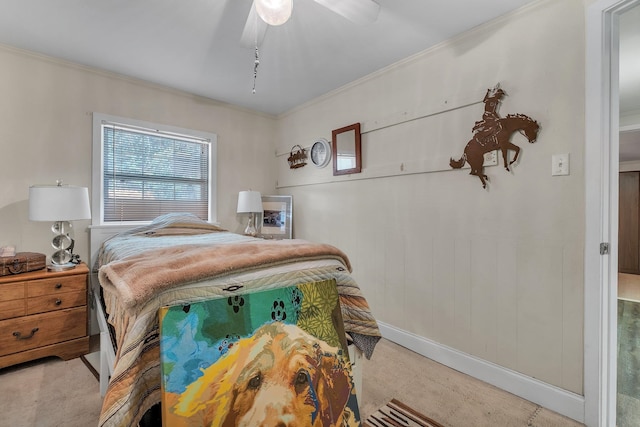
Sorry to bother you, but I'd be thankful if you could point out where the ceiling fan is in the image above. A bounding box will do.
[240,0,381,47]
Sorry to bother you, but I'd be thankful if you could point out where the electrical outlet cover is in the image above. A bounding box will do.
[483,151,498,166]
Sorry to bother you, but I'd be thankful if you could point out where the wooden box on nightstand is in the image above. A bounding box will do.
[0,262,89,369]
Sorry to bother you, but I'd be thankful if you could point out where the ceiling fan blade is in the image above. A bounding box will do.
[313,0,380,24]
[240,1,268,48]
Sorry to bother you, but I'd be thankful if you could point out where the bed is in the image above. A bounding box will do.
[91,213,381,427]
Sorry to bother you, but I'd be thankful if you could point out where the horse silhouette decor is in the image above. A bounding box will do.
[449,85,540,189]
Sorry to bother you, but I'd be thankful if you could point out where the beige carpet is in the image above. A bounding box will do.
[359,339,584,427]
[0,357,102,427]
[0,338,583,427]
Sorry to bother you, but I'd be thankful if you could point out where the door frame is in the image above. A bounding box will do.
[585,0,640,425]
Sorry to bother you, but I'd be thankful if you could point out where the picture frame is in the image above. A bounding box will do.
[260,195,292,239]
[332,122,362,176]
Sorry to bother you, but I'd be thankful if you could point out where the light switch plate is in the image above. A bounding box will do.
[552,153,569,176]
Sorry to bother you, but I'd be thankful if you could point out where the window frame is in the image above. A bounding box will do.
[91,113,217,226]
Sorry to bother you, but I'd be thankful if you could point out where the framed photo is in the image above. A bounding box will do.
[260,195,292,239]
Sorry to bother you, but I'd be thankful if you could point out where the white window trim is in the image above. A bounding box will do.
[91,112,217,226]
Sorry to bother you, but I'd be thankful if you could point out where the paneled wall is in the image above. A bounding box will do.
[0,45,277,261]
[276,0,585,394]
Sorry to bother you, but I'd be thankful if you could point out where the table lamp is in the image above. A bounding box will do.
[236,190,262,237]
[29,181,91,270]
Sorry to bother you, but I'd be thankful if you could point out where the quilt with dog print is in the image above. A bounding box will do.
[159,279,360,426]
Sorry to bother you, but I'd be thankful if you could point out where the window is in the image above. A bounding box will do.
[92,113,217,225]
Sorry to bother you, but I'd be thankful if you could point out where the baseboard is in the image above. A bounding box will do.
[378,322,585,424]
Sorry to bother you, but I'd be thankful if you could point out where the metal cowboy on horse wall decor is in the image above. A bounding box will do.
[449,84,540,189]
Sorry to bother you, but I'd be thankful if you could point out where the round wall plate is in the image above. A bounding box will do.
[310,138,331,168]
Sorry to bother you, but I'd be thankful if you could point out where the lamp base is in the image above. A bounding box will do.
[51,221,74,266]
[243,213,258,237]
[47,262,77,271]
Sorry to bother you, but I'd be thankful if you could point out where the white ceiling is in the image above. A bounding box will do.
[0,0,638,158]
[0,0,540,116]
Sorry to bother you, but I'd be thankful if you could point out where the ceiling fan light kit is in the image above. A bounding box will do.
[255,0,293,26]
[245,0,380,94]
[241,0,380,49]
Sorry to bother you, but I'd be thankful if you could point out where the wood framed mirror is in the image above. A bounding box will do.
[332,122,361,176]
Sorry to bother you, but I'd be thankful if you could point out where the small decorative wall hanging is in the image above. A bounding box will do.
[287,144,307,169]
[449,84,540,189]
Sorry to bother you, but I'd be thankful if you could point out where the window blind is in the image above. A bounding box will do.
[102,122,210,222]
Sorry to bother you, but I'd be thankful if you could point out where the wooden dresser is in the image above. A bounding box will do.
[0,263,89,369]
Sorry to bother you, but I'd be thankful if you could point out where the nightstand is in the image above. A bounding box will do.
[0,263,89,369]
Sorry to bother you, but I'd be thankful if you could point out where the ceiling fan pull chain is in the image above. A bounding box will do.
[252,44,260,94]
[252,4,260,95]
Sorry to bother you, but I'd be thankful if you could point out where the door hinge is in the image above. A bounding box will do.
[600,242,610,255]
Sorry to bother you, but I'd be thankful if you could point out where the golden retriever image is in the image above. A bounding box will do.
[163,321,357,427]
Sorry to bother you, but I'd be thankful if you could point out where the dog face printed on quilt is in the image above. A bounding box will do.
[166,321,354,427]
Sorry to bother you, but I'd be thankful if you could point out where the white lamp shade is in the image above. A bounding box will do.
[255,0,292,26]
[237,190,263,213]
[29,185,92,221]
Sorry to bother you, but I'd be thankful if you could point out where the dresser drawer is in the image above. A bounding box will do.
[27,290,86,315]
[0,307,87,357]
[27,274,86,297]
[0,299,26,321]
[0,281,25,301]
[0,282,26,320]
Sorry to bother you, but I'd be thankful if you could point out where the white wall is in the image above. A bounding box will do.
[276,0,585,396]
[0,45,277,263]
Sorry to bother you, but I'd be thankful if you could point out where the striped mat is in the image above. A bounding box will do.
[364,399,445,427]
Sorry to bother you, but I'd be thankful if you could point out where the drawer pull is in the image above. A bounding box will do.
[13,328,39,340]
[55,299,62,306]
[55,283,62,289]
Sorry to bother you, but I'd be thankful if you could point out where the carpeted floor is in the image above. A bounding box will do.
[0,338,585,427]
[0,356,102,427]
[359,339,584,426]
